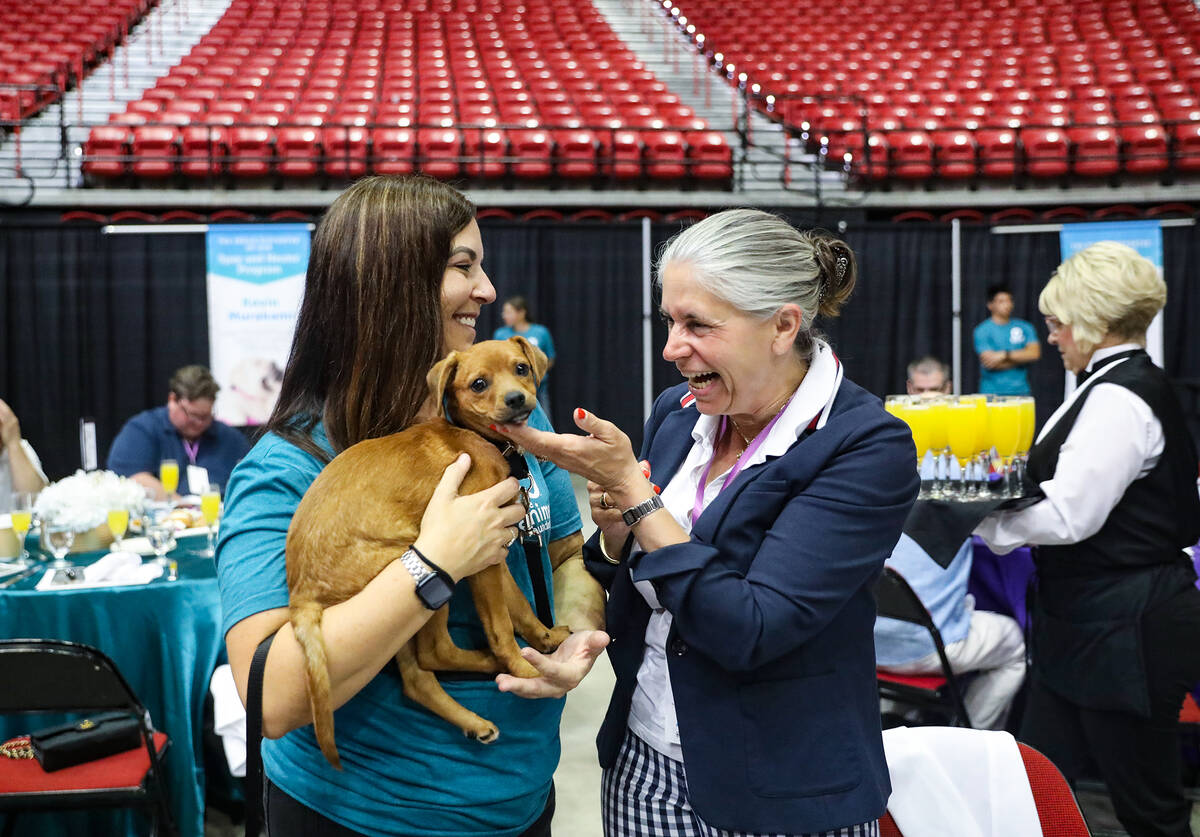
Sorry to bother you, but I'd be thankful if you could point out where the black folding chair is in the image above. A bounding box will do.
[0,638,176,837]
[874,567,974,728]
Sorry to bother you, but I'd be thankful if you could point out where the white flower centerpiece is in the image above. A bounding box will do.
[34,470,148,553]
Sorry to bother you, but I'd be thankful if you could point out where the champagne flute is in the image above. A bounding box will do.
[107,508,130,552]
[945,397,981,500]
[1013,396,1037,497]
[988,397,1022,498]
[41,519,75,571]
[9,492,35,569]
[159,459,180,498]
[143,506,176,569]
[201,484,221,558]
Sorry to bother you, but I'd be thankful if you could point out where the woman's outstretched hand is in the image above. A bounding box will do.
[496,409,646,504]
[494,629,611,698]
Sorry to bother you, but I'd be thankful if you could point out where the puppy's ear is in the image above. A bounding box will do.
[426,353,460,419]
[510,336,549,386]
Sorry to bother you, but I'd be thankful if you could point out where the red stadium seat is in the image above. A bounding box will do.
[275,127,321,177]
[462,127,508,177]
[643,130,687,179]
[932,129,976,179]
[320,126,369,178]
[372,127,416,174]
[228,127,273,177]
[976,129,1019,179]
[890,130,934,179]
[418,127,462,178]
[509,128,554,178]
[1021,128,1069,178]
[598,129,642,179]
[82,126,130,178]
[1068,125,1120,177]
[554,129,598,178]
[687,131,733,181]
[130,125,180,177]
[180,125,227,177]
[1119,124,1169,174]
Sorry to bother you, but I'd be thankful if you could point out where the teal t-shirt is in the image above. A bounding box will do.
[492,324,555,407]
[973,317,1037,395]
[216,408,580,836]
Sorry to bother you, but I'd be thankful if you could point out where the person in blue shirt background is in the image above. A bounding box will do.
[973,283,1041,395]
[493,296,555,413]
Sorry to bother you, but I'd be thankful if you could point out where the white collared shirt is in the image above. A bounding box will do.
[626,340,843,759]
[0,440,46,513]
[974,343,1164,554]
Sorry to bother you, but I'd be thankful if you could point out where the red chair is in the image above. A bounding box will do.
[686,131,732,181]
[418,127,462,178]
[372,127,416,174]
[1171,123,1200,172]
[554,129,598,178]
[1068,125,1120,177]
[322,126,369,178]
[130,125,180,177]
[81,126,130,178]
[509,128,554,178]
[976,129,1019,179]
[643,130,687,179]
[275,127,321,177]
[880,741,1090,837]
[890,130,934,179]
[1119,124,1169,175]
[228,126,274,177]
[931,130,976,179]
[180,124,228,177]
[598,129,642,179]
[838,131,890,180]
[462,127,507,177]
[1021,128,1070,178]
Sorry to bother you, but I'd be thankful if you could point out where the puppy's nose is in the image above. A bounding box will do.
[504,391,527,410]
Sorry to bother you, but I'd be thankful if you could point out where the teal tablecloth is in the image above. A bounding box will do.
[0,534,222,837]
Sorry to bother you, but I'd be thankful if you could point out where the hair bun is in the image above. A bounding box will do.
[817,237,857,318]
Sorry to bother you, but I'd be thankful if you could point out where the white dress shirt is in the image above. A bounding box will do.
[625,341,843,760]
[974,343,1164,554]
[0,439,47,513]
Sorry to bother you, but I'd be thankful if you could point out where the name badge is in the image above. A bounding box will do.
[187,465,210,495]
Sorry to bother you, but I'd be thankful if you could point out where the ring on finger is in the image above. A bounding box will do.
[599,492,612,509]
[505,528,518,548]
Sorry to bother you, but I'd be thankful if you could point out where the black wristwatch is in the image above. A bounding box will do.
[622,494,665,527]
[399,548,455,610]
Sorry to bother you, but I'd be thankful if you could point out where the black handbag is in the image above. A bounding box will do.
[29,711,143,772]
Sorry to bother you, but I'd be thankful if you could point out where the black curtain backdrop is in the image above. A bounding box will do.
[3,216,1198,481]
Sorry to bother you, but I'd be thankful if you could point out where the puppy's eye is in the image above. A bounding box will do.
[470,378,489,393]
[515,363,530,376]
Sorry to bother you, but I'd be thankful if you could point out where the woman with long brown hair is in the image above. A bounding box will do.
[217,175,607,836]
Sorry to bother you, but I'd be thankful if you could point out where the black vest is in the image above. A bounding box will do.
[1024,351,1200,715]
[1027,351,1200,579]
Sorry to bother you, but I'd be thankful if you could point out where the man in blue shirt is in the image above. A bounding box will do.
[493,296,555,411]
[875,534,1026,730]
[973,284,1041,395]
[107,365,250,499]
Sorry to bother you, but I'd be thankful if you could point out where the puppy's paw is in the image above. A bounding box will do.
[508,657,541,679]
[531,625,571,653]
[465,720,500,744]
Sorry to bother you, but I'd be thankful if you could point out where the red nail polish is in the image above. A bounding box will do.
[575,408,585,421]
[489,424,497,431]
[653,484,662,494]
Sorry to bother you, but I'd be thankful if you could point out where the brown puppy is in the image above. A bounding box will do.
[286,337,572,769]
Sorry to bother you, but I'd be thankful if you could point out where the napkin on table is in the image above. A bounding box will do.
[35,551,164,590]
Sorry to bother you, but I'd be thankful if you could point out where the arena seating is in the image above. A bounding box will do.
[664,0,1200,182]
[0,0,155,123]
[82,0,733,186]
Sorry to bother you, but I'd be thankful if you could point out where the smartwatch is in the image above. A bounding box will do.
[621,494,665,527]
[399,548,455,610]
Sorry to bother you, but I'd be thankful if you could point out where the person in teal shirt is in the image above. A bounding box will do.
[217,176,607,837]
[973,284,1041,395]
[493,296,556,413]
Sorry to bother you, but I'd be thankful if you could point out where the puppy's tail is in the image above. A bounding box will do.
[290,600,342,770]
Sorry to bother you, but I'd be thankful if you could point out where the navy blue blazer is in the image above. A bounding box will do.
[584,378,919,834]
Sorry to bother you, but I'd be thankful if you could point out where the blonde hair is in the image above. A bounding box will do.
[1039,241,1166,354]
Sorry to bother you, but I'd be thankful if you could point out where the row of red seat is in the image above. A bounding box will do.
[822,122,1200,180]
[82,123,733,181]
[0,0,154,122]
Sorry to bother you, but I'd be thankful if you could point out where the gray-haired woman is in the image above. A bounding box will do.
[498,209,919,836]
[977,240,1200,837]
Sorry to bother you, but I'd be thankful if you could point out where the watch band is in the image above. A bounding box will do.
[399,548,432,583]
[621,494,665,527]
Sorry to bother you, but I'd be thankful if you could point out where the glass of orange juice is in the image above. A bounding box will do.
[159,459,180,498]
[107,507,130,552]
[201,484,221,558]
[1014,397,1036,497]
[9,492,35,568]
[988,397,1023,497]
[945,397,982,500]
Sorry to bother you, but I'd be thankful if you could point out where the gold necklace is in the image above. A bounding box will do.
[729,391,792,448]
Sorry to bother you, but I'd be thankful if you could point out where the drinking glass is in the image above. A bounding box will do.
[143,506,177,569]
[1013,396,1037,496]
[945,397,981,500]
[201,484,221,558]
[41,520,75,570]
[9,492,35,569]
[988,397,1023,497]
[897,400,934,498]
[107,508,130,552]
[159,459,180,497]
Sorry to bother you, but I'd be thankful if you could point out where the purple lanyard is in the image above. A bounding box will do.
[183,439,200,465]
[690,402,792,525]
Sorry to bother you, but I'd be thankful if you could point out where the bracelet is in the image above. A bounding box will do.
[0,736,33,760]
[409,545,454,582]
[598,533,620,565]
[1004,350,1012,361]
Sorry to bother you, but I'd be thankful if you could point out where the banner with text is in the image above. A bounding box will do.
[206,224,308,426]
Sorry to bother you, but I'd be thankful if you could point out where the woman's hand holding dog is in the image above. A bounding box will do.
[494,629,611,699]
[412,453,527,582]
